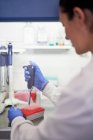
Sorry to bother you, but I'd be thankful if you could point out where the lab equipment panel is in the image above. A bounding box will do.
[0,129,10,140]
[0,0,59,21]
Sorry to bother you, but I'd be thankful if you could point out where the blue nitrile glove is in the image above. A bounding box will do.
[8,107,23,123]
[23,63,48,91]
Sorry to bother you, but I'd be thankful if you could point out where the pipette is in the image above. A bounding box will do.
[27,63,35,105]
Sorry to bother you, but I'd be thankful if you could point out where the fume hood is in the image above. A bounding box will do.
[0,0,59,22]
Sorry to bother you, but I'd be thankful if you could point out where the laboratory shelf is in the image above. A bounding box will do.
[0,46,71,53]
[23,45,72,54]
[0,49,25,53]
[32,46,71,49]
[24,45,71,50]
[15,46,72,54]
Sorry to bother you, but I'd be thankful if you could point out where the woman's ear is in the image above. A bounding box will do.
[73,7,85,22]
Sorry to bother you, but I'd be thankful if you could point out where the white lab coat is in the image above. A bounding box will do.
[11,57,93,140]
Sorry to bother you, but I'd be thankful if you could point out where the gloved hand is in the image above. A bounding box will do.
[23,63,48,91]
[8,107,23,123]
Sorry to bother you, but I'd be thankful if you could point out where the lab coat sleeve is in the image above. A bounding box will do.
[42,82,62,105]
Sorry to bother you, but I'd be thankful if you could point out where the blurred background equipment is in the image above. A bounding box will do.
[0,45,8,114]
[4,43,28,107]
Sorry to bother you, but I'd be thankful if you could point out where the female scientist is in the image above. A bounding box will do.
[8,0,93,140]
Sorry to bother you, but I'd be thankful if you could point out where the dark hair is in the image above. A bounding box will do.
[59,0,93,19]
